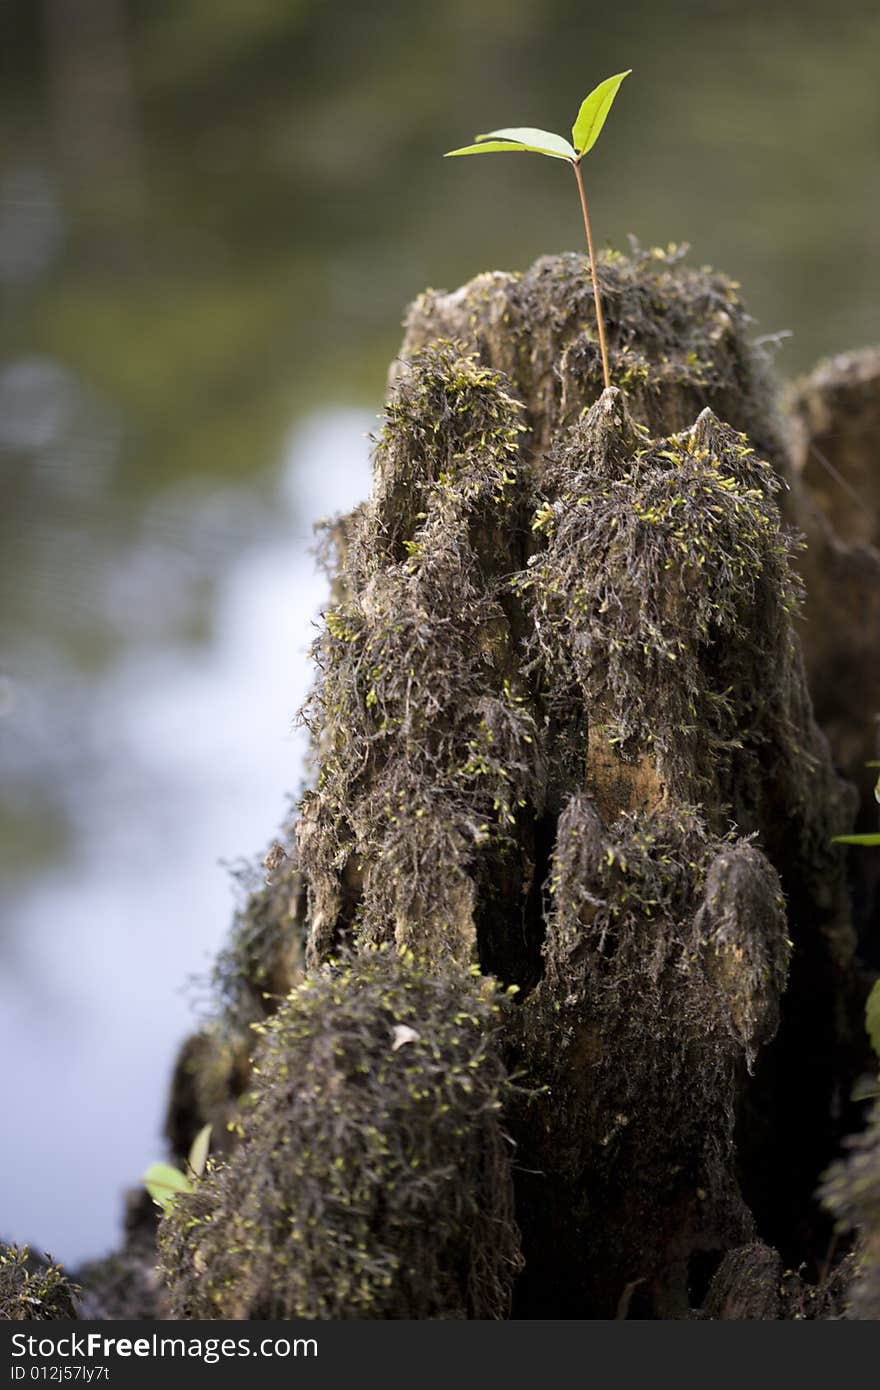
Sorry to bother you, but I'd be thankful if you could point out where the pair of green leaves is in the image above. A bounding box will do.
[444,70,631,164]
[143,1123,211,1214]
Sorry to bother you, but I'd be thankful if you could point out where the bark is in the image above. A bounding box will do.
[787,348,880,828]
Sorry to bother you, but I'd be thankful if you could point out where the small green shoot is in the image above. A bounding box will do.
[144,1123,212,1214]
[445,71,632,391]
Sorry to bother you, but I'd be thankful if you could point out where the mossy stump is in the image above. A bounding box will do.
[155,247,876,1320]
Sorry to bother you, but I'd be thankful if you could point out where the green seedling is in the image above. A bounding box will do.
[445,70,631,391]
[144,1123,212,1214]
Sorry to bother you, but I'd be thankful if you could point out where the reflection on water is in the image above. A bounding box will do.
[1,0,877,1263]
[0,410,372,1263]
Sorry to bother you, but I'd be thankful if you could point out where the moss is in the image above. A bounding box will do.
[164,1025,252,1164]
[701,1242,784,1319]
[402,244,786,468]
[0,1244,79,1320]
[159,948,521,1319]
[516,390,802,806]
[298,345,543,969]
[821,1097,880,1318]
[150,246,862,1319]
[700,1241,855,1319]
[509,796,789,1315]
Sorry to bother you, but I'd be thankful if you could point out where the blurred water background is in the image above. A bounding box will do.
[1,0,878,1266]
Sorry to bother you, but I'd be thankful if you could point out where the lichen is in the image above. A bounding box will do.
[159,947,522,1320]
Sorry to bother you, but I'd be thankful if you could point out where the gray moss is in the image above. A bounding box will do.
[159,948,521,1319]
[164,1025,251,1165]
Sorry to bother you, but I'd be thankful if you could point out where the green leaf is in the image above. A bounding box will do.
[571,70,632,157]
[187,1123,212,1179]
[444,140,562,159]
[144,1162,192,1213]
[445,141,532,157]
[476,127,576,160]
[832,833,880,846]
[867,979,880,1061]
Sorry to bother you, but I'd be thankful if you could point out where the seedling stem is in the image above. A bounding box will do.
[572,159,610,390]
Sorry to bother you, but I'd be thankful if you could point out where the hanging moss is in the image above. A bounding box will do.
[0,1245,79,1320]
[159,948,522,1320]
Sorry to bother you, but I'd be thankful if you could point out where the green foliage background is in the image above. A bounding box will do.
[3,0,878,487]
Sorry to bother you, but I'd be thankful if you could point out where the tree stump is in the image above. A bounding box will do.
[142,249,879,1318]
